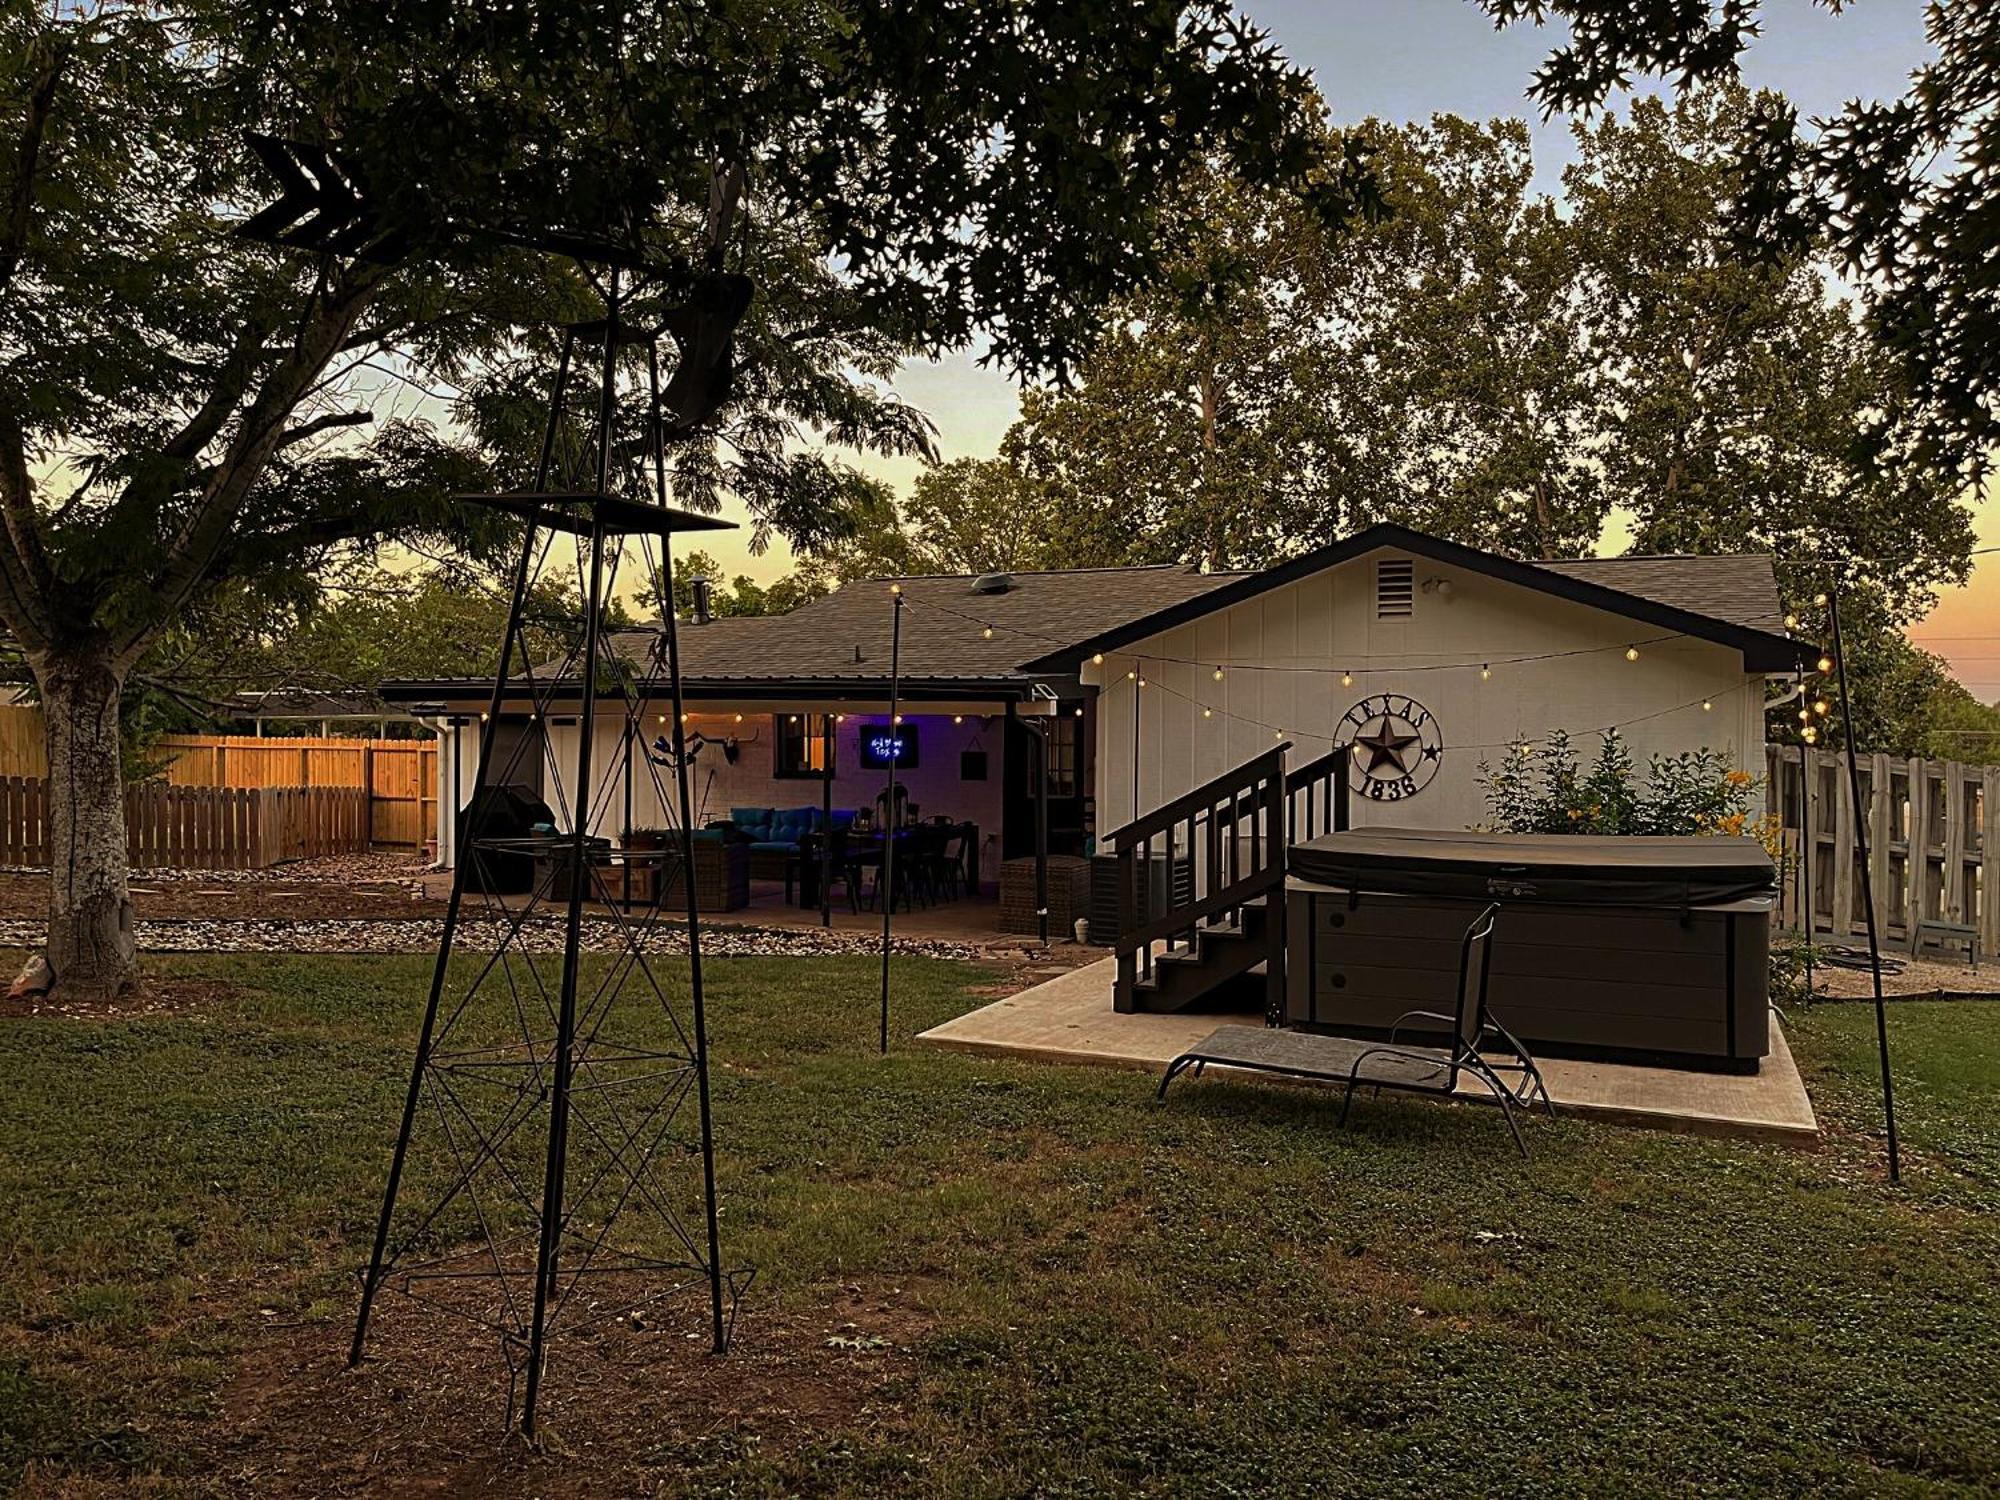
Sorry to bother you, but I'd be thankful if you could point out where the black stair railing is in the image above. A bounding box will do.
[1102,743,1290,1014]
[1284,745,1351,846]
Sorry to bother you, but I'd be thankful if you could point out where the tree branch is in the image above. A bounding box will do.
[275,409,373,450]
[0,407,57,648]
[0,33,67,301]
[117,263,391,670]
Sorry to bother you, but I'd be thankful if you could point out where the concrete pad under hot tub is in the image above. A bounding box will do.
[914,956,1819,1146]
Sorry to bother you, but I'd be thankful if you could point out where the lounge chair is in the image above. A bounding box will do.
[1156,903,1554,1155]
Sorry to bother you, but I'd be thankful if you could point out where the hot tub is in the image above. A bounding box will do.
[1284,828,1777,1071]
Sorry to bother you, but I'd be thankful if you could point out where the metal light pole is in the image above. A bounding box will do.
[879,590,904,1054]
[1827,577,1900,1184]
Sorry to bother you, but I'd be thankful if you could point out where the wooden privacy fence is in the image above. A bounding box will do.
[0,777,370,870]
[0,707,435,850]
[1766,744,2000,951]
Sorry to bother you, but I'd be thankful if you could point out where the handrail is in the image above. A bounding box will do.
[1283,745,1346,792]
[1102,742,1291,850]
[1108,742,1291,1017]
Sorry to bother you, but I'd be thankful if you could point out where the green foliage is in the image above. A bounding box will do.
[1479,728,1761,837]
[1480,0,2000,478]
[915,91,1969,617]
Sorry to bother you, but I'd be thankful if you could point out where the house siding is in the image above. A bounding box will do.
[1088,549,1768,836]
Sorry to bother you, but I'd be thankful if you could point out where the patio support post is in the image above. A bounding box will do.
[1829,576,1899,1183]
[349,325,577,1371]
[820,713,833,928]
[879,591,904,1054]
[1033,720,1050,947]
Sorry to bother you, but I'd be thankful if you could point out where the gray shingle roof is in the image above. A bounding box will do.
[1534,554,1786,634]
[622,564,1245,685]
[406,533,1789,702]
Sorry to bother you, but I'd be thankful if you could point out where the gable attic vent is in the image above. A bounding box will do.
[1375,558,1415,618]
[971,571,1015,595]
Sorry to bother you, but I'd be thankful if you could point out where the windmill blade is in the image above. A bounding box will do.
[235,133,400,263]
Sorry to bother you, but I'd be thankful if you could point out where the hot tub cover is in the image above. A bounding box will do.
[1289,827,1776,908]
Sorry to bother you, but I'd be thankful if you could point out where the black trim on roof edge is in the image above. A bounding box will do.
[1016,523,1800,674]
[378,675,1067,706]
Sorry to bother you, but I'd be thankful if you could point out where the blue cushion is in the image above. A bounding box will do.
[749,839,800,855]
[729,806,774,839]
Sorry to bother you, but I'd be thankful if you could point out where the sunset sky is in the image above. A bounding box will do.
[700,2,2000,697]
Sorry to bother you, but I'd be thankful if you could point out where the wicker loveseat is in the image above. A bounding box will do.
[723,805,857,881]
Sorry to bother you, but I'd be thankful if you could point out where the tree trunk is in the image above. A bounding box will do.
[35,645,135,999]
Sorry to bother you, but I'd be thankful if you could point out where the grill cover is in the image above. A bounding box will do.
[1289,827,1775,909]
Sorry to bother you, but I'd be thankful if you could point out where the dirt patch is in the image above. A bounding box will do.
[0,972,238,1022]
[193,1283,930,1497]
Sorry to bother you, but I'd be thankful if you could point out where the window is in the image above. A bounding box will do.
[1376,557,1414,618]
[1024,716,1080,799]
[774,713,834,778]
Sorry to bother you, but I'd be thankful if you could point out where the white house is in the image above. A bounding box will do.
[384,523,1798,889]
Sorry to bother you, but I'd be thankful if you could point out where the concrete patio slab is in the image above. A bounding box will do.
[915,956,1819,1146]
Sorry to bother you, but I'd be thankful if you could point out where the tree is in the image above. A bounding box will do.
[1565,87,1972,623]
[1476,0,2000,480]
[2,0,1367,998]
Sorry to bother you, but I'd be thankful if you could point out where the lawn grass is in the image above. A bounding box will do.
[1,954,1997,1496]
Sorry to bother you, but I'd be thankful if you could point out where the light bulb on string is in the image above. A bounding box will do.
[1784,613,1799,630]
[1803,726,1818,744]
[1137,676,1147,688]
[1814,592,1828,607]
[893,713,904,725]
[1126,669,1136,681]
[1702,700,1713,712]
[1202,707,1213,719]
[981,625,993,639]
[1814,699,1830,716]
[1625,646,1640,662]
[889,583,901,595]
[1340,670,1353,688]
[1480,664,1491,681]
[1212,667,1224,681]
[1092,653,1103,665]
[1817,654,1834,674]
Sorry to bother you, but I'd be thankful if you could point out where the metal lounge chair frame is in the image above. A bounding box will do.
[1157,903,1555,1155]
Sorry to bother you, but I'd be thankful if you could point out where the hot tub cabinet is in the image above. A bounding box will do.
[1284,829,1777,1071]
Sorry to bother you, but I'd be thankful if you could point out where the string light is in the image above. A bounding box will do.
[835,713,846,723]
[1798,707,1811,723]
[1137,676,1147,688]
[1202,707,1213,719]
[1817,654,1834,674]
[480,711,490,722]
[1814,698,1830,716]
[1784,613,1799,630]
[1212,666,1224,681]
[893,713,904,725]
[1813,592,1829,607]
[734,712,744,723]
[1126,669,1136,680]
[953,714,964,724]
[1340,670,1353,687]
[1702,700,1713,712]
[889,582,902,595]
[1092,653,1104,665]
[1803,726,1818,744]
[1625,646,1640,662]
[1074,706,1084,717]
[1481,664,1491,681]
[982,625,993,639]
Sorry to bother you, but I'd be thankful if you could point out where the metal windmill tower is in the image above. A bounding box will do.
[234,136,759,1435]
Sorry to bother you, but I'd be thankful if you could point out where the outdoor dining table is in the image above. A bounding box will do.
[795,821,977,909]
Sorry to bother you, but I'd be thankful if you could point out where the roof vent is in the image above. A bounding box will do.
[1376,558,1414,619]
[971,571,1015,595]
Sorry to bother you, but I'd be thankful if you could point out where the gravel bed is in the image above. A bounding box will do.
[0,914,989,962]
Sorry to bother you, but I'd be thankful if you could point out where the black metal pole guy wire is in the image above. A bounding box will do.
[350,326,577,1370]
[880,591,904,1055]
[1828,577,1900,1184]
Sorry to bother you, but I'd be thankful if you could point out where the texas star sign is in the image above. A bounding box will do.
[1334,693,1443,801]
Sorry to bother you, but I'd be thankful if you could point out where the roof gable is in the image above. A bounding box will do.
[1018,524,1799,674]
